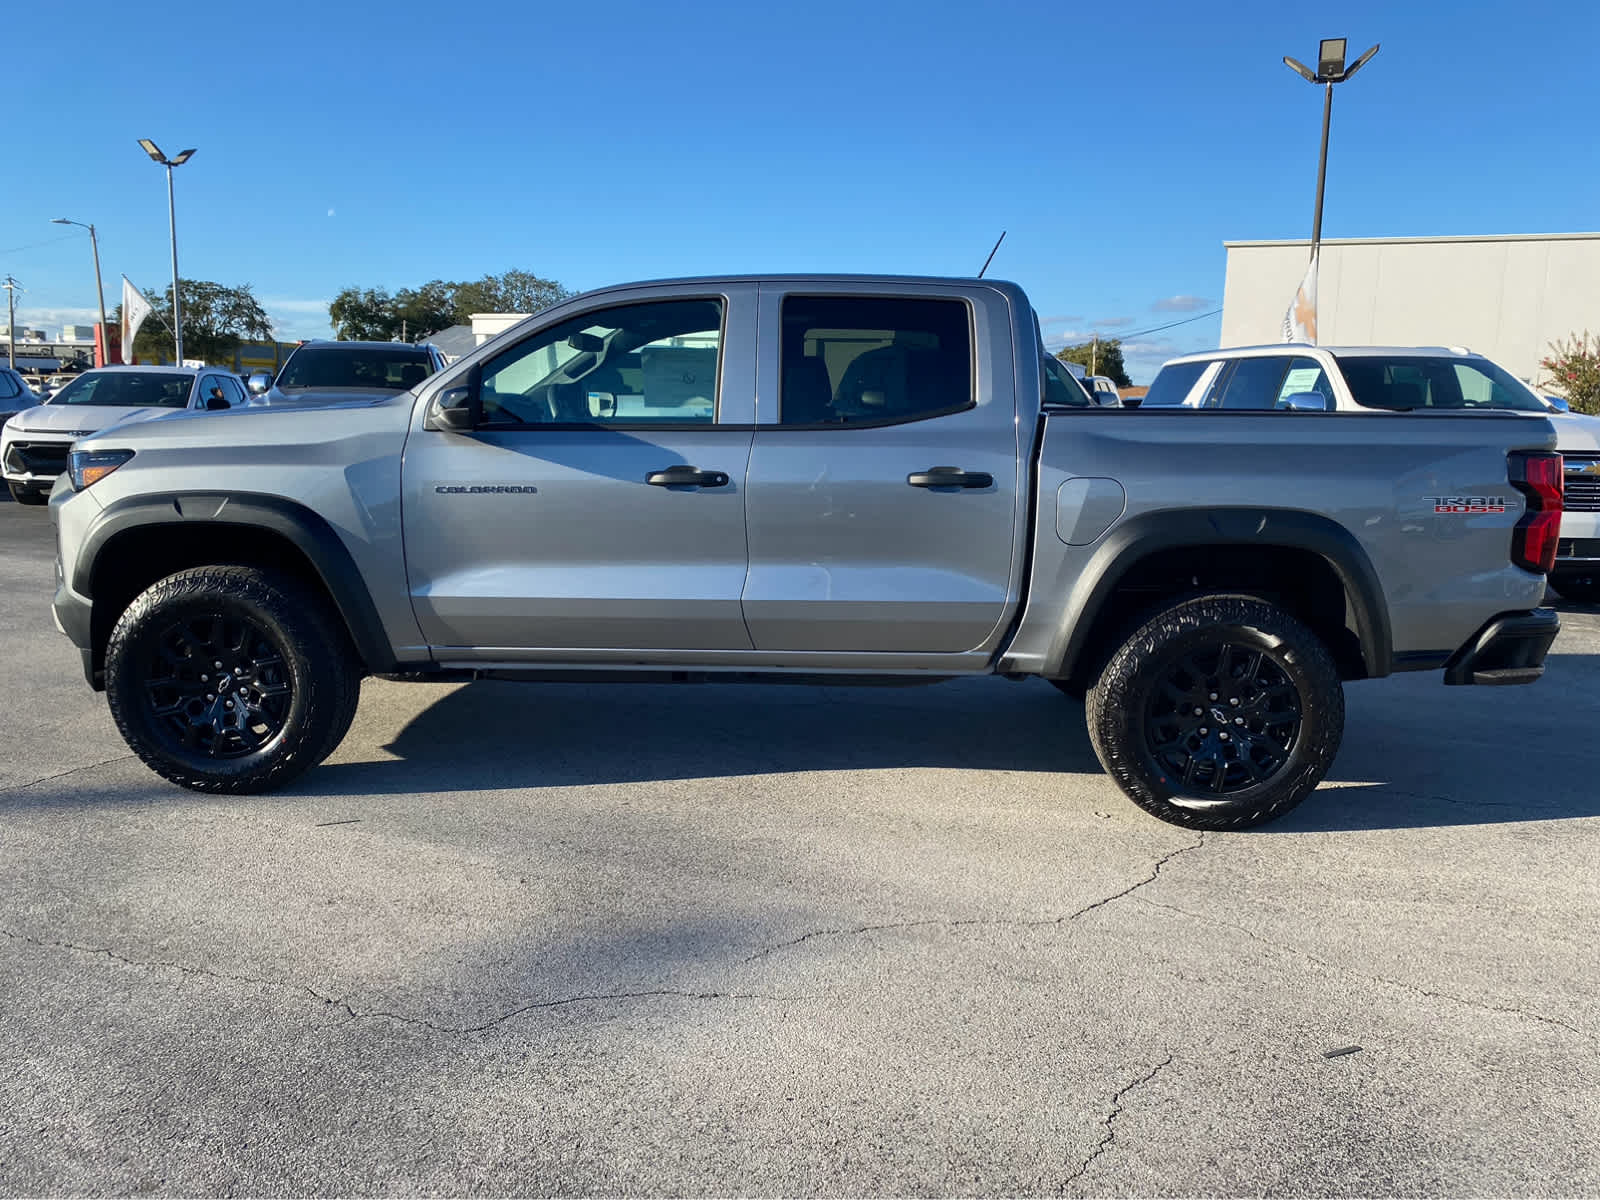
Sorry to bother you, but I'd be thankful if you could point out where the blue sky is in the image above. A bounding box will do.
[5,0,1596,382]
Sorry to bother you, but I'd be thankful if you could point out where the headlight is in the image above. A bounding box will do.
[68,448,135,491]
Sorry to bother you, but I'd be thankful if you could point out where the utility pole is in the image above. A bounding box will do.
[3,276,19,370]
[1091,333,1099,377]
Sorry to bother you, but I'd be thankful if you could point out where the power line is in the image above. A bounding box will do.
[1114,308,1223,341]
[0,232,80,258]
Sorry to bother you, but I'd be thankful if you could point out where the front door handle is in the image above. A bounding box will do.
[646,465,730,488]
[907,466,993,489]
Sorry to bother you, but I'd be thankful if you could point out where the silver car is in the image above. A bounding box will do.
[1,366,247,504]
[247,341,445,406]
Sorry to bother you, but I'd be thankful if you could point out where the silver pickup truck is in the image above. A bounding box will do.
[48,275,1564,829]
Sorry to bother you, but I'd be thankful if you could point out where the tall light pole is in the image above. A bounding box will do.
[50,218,108,364]
[137,139,196,364]
[1283,39,1379,260]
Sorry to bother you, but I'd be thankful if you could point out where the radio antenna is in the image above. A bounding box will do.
[977,231,1006,278]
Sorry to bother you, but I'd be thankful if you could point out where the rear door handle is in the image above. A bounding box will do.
[907,466,993,489]
[646,465,730,488]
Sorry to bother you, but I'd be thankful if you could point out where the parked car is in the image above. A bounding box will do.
[0,367,43,433]
[1141,344,1551,414]
[1084,375,1122,407]
[247,341,445,405]
[50,275,1562,829]
[2,366,247,504]
[1543,410,1600,603]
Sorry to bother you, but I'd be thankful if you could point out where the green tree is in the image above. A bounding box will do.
[1056,339,1132,388]
[328,269,572,342]
[1541,331,1600,415]
[114,279,273,364]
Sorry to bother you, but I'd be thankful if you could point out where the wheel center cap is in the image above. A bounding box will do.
[218,674,234,692]
[1211,706,1230,725]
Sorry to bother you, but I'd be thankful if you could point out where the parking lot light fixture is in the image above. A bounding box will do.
[51,218,109,364]
[1282,39,1379,258]
[137,139,197,363]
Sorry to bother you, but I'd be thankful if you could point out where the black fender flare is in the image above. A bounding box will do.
[76,491,398,674]
[1044,507,1393,681]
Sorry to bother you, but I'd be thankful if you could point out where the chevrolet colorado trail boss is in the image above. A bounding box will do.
[49,276,1564,829]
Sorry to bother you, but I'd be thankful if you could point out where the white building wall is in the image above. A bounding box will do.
[1221,234,1600,386]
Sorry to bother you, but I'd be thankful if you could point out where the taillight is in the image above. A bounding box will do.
[1509,451,1563,574]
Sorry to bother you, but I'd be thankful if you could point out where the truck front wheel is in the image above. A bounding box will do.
[1085,594,1344,830]
[104,566,363,794]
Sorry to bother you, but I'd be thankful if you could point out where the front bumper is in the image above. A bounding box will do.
[1443,608,1560,686]
[2,433,72,485]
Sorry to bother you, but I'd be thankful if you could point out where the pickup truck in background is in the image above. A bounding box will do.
[49,276,1564,829]
[1546,411,1600,603]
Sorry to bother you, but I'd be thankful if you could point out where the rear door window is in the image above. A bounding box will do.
[779,296,972,425]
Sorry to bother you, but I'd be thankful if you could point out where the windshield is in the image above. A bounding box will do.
[278,346,435,391]
[1334,355,1545,412]
[48,371,191,408]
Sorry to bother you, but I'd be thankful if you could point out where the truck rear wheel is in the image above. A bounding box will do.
[1085,594,1344,830]
[105,566,363,794]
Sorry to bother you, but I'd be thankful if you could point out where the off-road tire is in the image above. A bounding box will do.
[1085,594,1344,830]
[105,566,363,793]
[8,482,47,505]
[1550,573,1600,605]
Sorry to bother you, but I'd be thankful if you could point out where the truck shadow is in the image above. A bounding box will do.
[309,677,1101,790]
[299,663,1600,831]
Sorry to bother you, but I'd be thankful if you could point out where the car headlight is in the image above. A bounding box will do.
[68,448,135,491]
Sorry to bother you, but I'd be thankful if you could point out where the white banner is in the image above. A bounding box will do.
[121,275,153,362]
[1280,252,1318,344]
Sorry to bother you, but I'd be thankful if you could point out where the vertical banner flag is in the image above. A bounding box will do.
[121,276,153,361]
[1281,252,1318,343]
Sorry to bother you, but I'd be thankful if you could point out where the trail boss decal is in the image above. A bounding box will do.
[1424,495,1509,514]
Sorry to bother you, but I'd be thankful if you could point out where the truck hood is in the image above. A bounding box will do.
[258,386,405,408]
[7,403,182,437]
[1551,411,1600,452]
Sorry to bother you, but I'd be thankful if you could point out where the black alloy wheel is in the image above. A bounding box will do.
[1143,641,1303,798]
[105,565,363,793]
[1085,594,1345,830]
[141,612,294,760]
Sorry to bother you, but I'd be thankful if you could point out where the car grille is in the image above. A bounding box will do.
[1563,454,1600,513]
[4,440,71,479]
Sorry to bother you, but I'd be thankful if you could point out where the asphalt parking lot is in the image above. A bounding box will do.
[1,495,1596,1197]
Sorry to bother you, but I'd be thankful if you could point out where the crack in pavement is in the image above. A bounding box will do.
[0,755,137,798]
[742,835,1206,964]
[1137,899,1595,1043]
[1058,1053,1174,1193]
[0,926,791,1035]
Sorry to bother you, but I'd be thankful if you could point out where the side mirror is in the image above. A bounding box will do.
[1277,391,1329,412]
[246,372,272,395]
[427,384,480,432]
[1543,394,1570,413]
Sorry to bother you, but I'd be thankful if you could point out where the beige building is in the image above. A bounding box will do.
[1221,233,1600,387]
